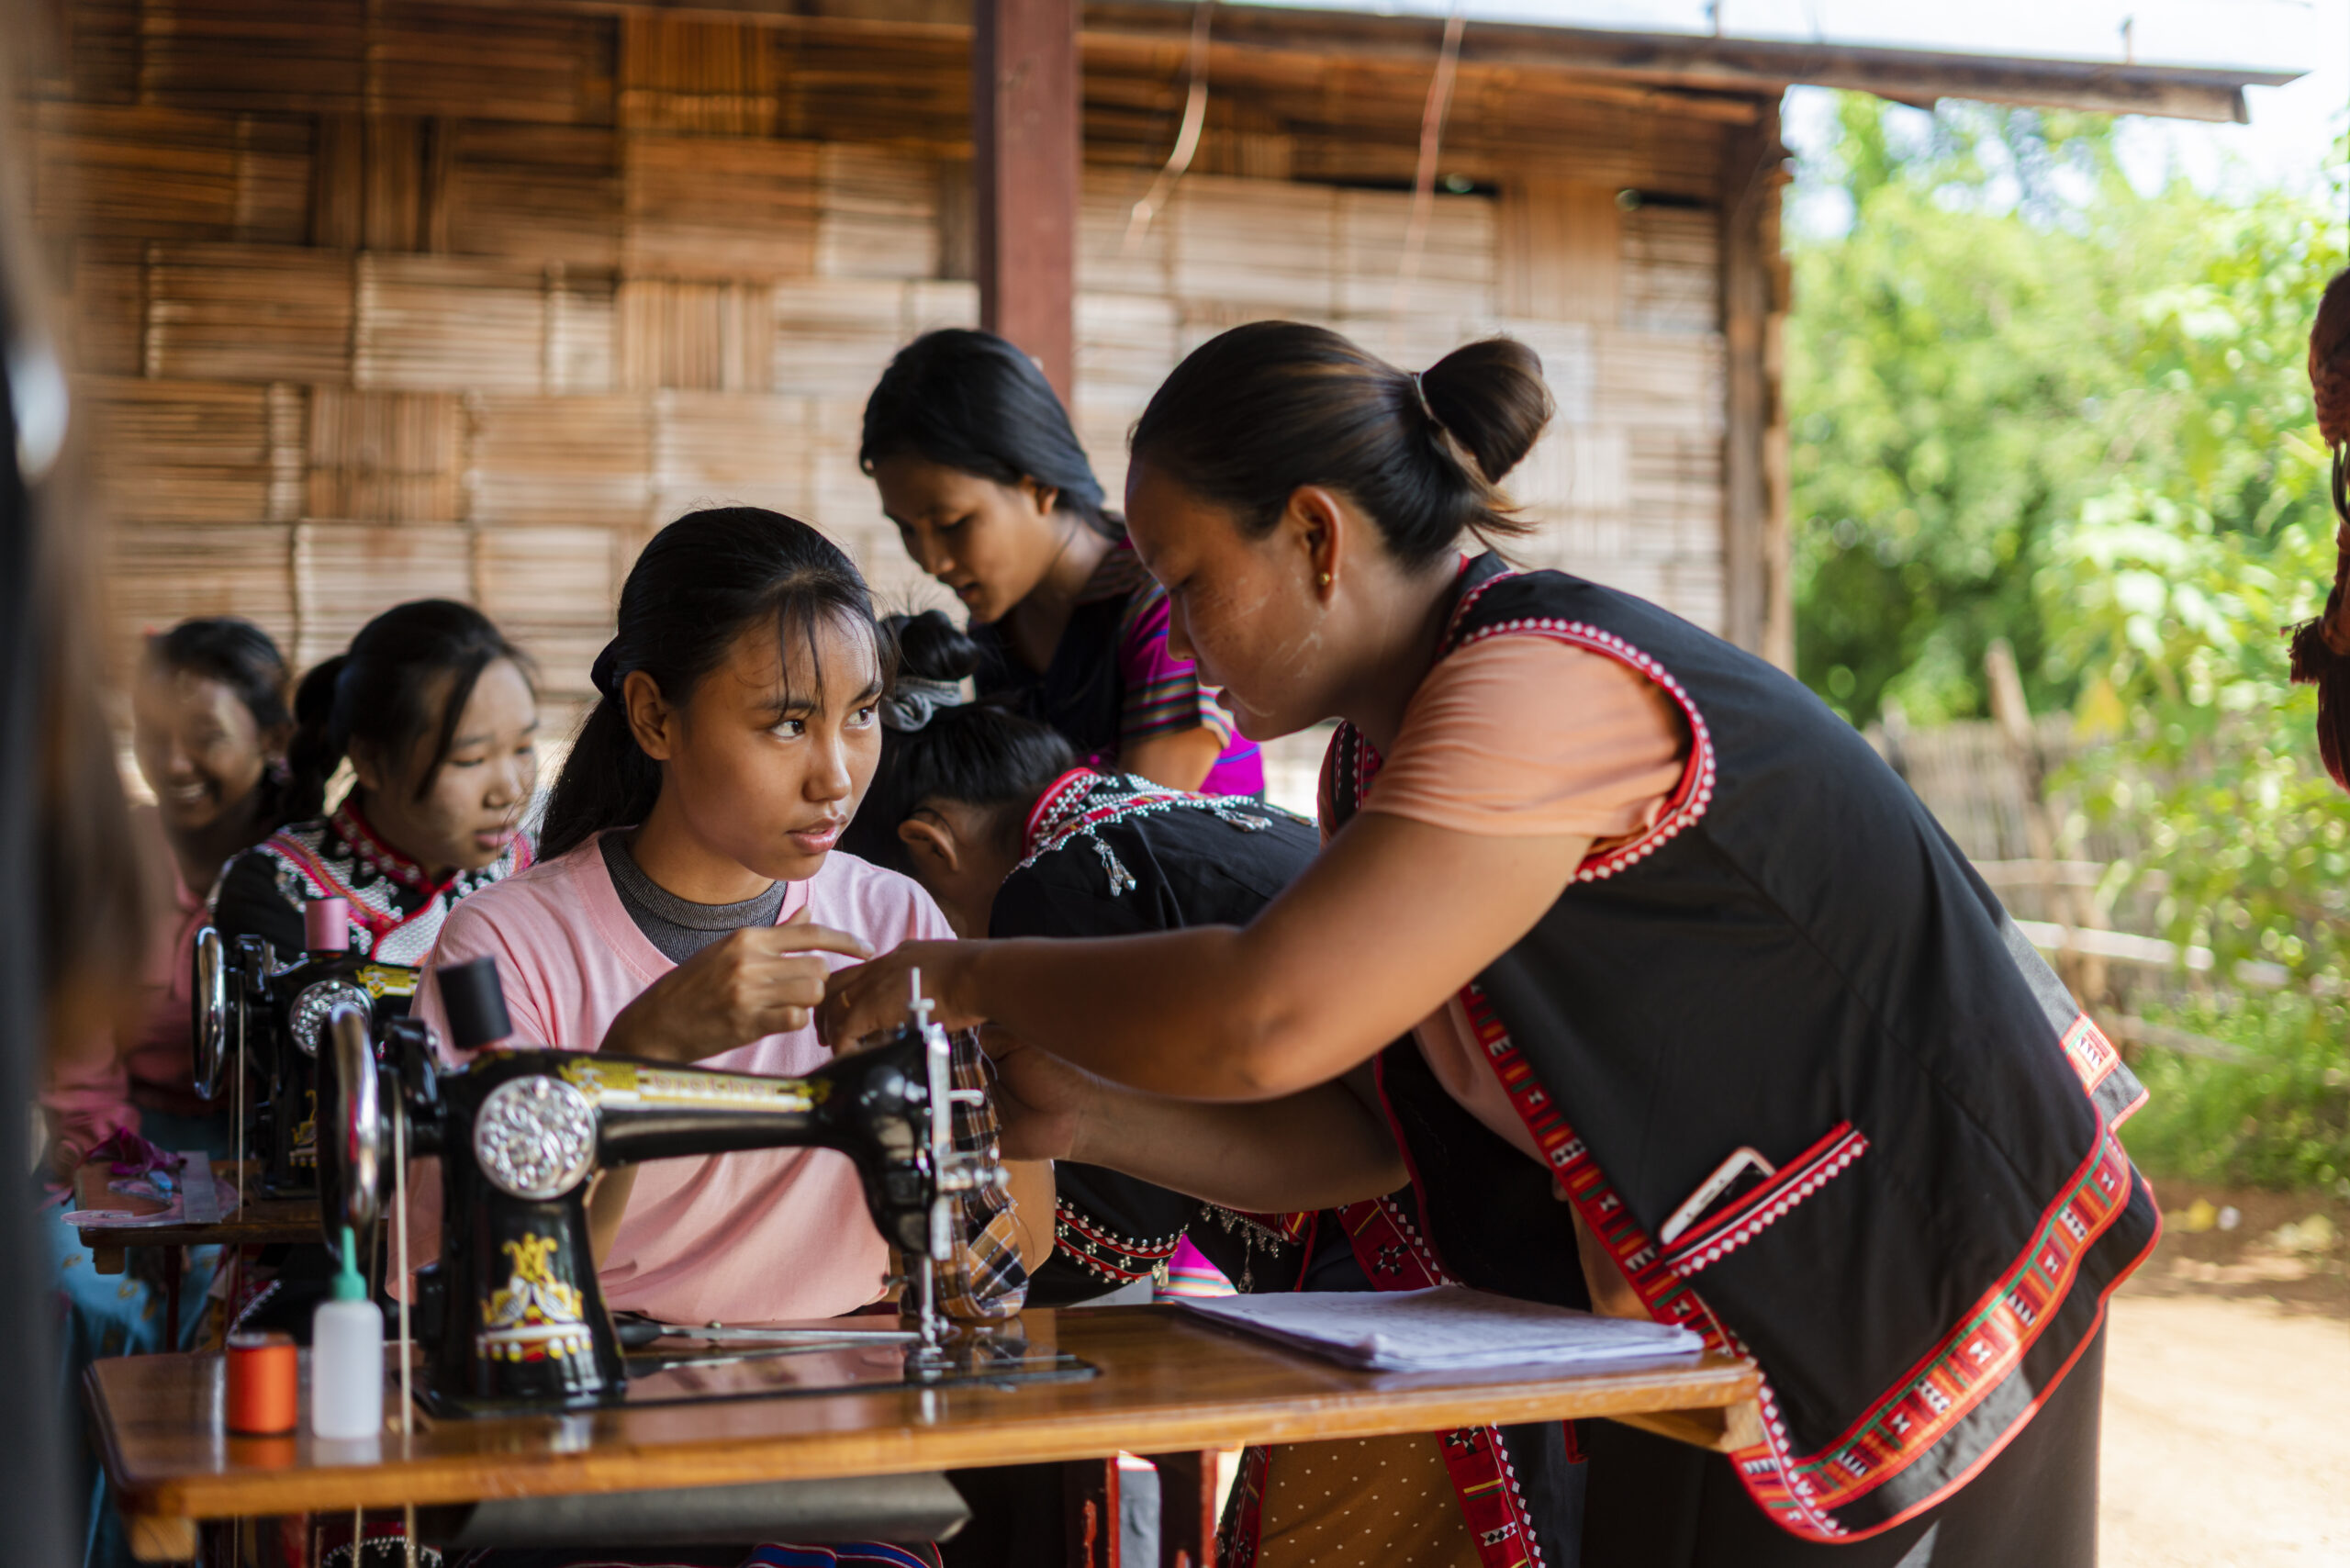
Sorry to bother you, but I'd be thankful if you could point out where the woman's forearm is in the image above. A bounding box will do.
[831,815,1591,1103]
[960,927,1288,1096]
[1068,1077,1404,1214]
[1003,1159,1058,1273]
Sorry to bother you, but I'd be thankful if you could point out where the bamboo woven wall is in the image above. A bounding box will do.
[28,0,1764,716]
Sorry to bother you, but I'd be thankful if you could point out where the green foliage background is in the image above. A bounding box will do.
[1788,96,2350,1189]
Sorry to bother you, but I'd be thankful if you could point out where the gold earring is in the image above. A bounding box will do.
[1317,571,1332,588]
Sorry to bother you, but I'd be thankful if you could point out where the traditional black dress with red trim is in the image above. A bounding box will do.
[1325,555,2158,1560]
[211,799,533,962]
[993,767,1326,1305]
[948,769,1584,1568]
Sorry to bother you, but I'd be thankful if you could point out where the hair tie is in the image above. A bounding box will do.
[1409,369,1441,428]
[589,639,621,700]
[881,676,968,733]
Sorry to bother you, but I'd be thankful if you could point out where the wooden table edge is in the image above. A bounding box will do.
[74,1210,322,1252]
[103,1356,1761,1523]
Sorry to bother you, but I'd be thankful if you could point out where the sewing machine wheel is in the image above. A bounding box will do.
[317,999,386,1271]
[291,978,374,1058]
[191,926,232,1102]
[473,1077,598,1200]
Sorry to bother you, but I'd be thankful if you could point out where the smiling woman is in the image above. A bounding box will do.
[209,599,540,966]
[43,619,296,1169]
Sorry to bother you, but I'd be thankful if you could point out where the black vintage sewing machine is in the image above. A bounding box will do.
[192,898,417,1199]
[323,957,1086,1417]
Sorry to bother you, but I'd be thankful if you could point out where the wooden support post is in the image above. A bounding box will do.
[1609,1397,1765,1454]
[127,1514,197,1563]
[1144,1450,1217,1568]
[1720,106,1791,666]
[162,1246,183,1352]
[1064,1456,1121,1568]
[972,0,1080,399]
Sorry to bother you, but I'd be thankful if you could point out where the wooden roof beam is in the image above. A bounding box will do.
[1080,2,2301,125]
[381,0,2302,124]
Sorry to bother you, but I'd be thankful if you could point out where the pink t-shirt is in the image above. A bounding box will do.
[405,834,954,1325]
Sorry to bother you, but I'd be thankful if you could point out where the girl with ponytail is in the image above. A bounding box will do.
[831,323,2156,1567]
[209,599,540,964]
[860,328,1263,797]
[404,508,1044,1344]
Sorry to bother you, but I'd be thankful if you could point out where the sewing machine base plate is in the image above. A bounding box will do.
[415,1339,1096,1418]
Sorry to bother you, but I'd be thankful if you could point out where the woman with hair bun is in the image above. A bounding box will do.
[830,323,2157,1566]
[209,599,540,963]
[860,328,1262,796]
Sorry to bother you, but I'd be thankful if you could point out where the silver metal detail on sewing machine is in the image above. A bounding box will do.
[192,925,231,1099]
[905,969,1014,1357]
[475,1077,599,1201]
[290,979,373,1057]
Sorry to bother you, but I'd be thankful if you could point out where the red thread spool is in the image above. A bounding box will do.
[226,1330,298,1434]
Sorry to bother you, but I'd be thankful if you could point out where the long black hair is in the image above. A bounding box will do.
[540,507,889,861]
[841,610,1077,876]
[1131,323,1551,568]
[859,329,1119,537]
[287,599,532,823]
[145,616,296,821]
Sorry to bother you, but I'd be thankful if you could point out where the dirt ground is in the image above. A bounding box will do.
[2100,1182,2349,1567]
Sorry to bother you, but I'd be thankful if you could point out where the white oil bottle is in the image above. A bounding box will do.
[309,1226,384,1439]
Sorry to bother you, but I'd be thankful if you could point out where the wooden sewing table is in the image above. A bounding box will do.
[78,1162,320,1351]
[89,1305,1758,1567]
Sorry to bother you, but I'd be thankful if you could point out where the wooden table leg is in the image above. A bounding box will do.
[1063,1457,1120,1568]
[163,1247,184,1351]
[1140,1451,1215,1568]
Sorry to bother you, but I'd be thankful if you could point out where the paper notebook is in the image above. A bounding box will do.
[1175,1285,1704,1372]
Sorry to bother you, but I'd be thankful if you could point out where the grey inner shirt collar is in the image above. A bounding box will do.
[599,832,788,965]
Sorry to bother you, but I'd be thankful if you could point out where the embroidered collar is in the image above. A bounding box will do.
[1018,767,1291,893]
[330,799,442,894]
[1023,767,1122,856]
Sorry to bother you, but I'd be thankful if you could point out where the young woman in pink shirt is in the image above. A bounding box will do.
[408,507,1046,1337]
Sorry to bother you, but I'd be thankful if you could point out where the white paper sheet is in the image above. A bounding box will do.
[1175,1286,1704,1372]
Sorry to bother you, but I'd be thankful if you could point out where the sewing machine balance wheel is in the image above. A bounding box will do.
[190,924,232,1103]
[318,999,391,1281]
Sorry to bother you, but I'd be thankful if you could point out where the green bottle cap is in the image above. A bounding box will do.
[331,1226,368,1303]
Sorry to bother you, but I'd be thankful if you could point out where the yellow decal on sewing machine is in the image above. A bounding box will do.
[477,1232,593,1363]
[290,1088,317,1168]
[354,964,417,1001]
[559,1058,824,1112]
